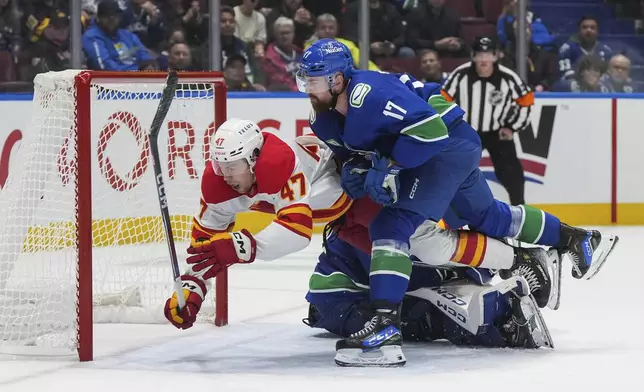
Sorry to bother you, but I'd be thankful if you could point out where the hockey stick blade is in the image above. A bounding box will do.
[148,71,185,309]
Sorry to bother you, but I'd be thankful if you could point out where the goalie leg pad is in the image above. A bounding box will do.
[406,277,553,349]
[406,277,529,336]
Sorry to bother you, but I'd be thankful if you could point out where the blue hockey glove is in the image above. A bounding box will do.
[340,155,369,200]
[364,151,401,205]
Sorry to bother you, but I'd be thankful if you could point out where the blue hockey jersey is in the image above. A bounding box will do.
[309,70,480,169]
[557,36,613,79]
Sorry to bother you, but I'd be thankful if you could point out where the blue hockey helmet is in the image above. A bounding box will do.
[296,39,354,94]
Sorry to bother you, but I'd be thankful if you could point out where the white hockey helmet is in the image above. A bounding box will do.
[211,118,264,176]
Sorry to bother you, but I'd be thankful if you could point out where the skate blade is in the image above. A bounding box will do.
[523,295,555,349]
[335,345,406,367]
[546,249,562,311]
[584,235,619,280]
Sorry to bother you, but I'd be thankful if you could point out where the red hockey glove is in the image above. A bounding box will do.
[164,275,207,329]
[187,229,257,280]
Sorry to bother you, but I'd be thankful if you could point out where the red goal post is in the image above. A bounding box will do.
[0,70,228,362]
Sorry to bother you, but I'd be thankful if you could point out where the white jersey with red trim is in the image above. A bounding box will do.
[192,132,351,261]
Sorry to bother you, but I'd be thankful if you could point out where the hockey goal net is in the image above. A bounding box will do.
[0,70,228,361]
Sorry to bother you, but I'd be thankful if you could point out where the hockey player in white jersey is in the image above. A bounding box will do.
[163,119,352,328]
[163,119,558,329]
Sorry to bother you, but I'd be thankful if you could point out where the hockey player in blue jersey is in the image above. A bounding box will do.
[296,38,618,367]
[304,234,554,367]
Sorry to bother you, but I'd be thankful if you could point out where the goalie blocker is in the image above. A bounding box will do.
[304,236,554,367]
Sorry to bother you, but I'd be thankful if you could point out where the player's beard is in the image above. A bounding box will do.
[308,94,334,112]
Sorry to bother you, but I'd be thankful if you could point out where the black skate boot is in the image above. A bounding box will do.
[335,302,406,367]
[556,223,619,280]
[500,248,560,309]
[499,291,554,349]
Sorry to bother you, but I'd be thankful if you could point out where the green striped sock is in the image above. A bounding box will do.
[516,205,546,243]
[371,247,413,280]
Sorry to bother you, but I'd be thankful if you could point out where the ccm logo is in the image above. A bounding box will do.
[232,232,246,254]
[430,287,468,306]
[409,178,420,199]
[436,300,467,323]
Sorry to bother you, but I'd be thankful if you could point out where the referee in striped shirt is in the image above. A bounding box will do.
[442,36,534,205]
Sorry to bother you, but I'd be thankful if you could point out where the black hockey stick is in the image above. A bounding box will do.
[148,71,186,309]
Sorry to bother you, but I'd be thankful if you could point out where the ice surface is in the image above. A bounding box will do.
[1,228,643,392]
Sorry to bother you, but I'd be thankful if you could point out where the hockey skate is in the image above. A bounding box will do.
[335,305,406,367]
[500,248,561,310]
[557,223,619,280]
[500,289,554,349]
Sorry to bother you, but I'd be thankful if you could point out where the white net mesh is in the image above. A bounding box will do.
[0,70,222,356]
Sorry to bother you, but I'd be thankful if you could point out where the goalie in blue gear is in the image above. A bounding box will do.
[303,234,554,367]
[296,38,618,367]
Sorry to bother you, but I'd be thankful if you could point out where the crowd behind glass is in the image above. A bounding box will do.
[0,0,642,93]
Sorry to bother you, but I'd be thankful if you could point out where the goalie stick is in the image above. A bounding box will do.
[147,71,185,309]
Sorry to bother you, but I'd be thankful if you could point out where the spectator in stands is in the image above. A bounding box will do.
[160,0,207,47]
[82,0,155,71]
[305,13,379,71]
[342,0,414,60]
[224,52,266,91]
[558,16,612,80]
[234,0,267,60]
[263,17,301,91]
[602,54,641,93]
[157,27,188,71]
[404,0,466,57]
[497,0,555,51]
[265,0,314,48]
[200,6,262,83]
[164,42,193,71]
[0,0,20,81]
[553,55,610,93]
[19,7,73,81]
[203,7,247,74]
[120,0,165,52]
[167,27,187,48]
[21,0,68,44]
[501,16,557,91]
[418,49,443,84]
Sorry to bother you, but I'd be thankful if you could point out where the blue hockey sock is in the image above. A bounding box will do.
[370,239,412,305]
[509,205,561,246]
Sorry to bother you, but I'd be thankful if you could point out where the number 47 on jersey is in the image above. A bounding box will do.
[281,173,307,201]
